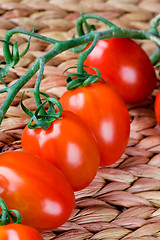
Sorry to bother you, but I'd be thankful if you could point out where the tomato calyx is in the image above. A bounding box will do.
[0,198,21,226]
[65,65,104,90]
[21,91,63,129]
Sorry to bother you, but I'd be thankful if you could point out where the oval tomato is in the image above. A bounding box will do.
[0,151,75,231]
[60,81,130,167]
[0,224,44,240]
[155,90,160,126]
[21,111,100,191]
[84,38,157,103]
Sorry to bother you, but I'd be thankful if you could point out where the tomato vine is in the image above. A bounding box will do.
[0,13,160,128]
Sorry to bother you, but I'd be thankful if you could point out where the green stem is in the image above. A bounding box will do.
[3,28,59,64]
[33,56,46,115]
[77,32,99,74]
[146,33,160,64]
[149,14,160,36]
[76,13,117,37]
[150,48,160,65]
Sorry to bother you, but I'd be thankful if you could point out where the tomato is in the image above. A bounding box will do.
[60,81,130,166]
[84,38,157,103]
[0,151,75,231]
[0,224,44,240]
[21,111,100,191]
[155,90,160,126]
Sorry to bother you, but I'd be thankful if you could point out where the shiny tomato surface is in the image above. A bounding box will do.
[0,224,44,240]
[84,38,157,103]
[155,90,160,126]
[60,81,130,166]
[21,111,100,191]
[0,151,75,231]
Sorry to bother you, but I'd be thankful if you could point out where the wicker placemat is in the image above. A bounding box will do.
[0,0,160,239]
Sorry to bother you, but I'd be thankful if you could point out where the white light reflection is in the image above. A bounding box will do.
[120,66,137,85]
[39,123,61,148]
[100,119,115,144]
[7,229,19,240]
[69,93,85,110]
[92,40,109,59]
[43,199,62,216]
[0,167,23,193]
[67,142,82,168]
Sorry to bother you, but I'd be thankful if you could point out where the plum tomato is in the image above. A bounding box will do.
[60,81,130,166]
[0,224,44,240]
[84,38,157,103]
[21,111,100,191]
[0,151,75,231]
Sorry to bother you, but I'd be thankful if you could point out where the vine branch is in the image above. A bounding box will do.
[0,13,160,127]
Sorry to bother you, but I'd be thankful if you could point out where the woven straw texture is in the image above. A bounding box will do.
[0,0,160,239]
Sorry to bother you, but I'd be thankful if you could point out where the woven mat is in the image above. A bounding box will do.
[0,0,160,239]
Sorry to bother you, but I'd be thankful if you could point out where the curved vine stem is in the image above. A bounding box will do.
[77,32,100,74]
[0,13,160,126]
[76,13,117,37]
[33,56,46,114]
[149,14,160,36]
[3,28,59,64]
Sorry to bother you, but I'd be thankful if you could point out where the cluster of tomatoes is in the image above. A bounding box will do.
[84,38,160,127]
[0,37,158,239]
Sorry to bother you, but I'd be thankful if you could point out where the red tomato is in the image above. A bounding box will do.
[0,224,44,240]
[0,151,75,231]
[21,111,100,191]
[60,81,130,166]
[155,90,160,126]
[84,38,157,103]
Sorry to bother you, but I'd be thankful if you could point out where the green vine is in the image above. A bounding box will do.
[0,13,160,129]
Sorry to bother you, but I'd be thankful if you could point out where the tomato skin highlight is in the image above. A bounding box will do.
[84,38,157,103]
[21,111,100,191]
[60,81,130,166]
[0,224,44,240]
[0,151,75,231]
